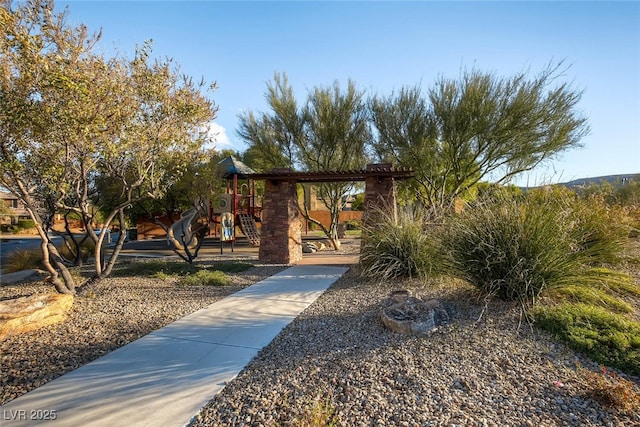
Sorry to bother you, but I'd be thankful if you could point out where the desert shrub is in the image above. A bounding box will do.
[565,195,631,265]
[57,238,95,263]
[1,220,36,234]
[3,248,44,273]
[359,206,444,281]
[344,219,362,230]
[445,188,630,304]
[179,270,230,286]
[533,303,640,375]
[446,192,573,303]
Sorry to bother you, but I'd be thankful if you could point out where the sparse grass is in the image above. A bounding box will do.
[3,248,43,273]
[114,260,251,284]
[179,270,231,286]
[213,261,253,273]
[291,391,338,427]
[114,259,198,277]
[575,362,640,416]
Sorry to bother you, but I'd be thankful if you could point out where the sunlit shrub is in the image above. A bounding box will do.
[445,188,630,304]
[534,303,640,374]
[3,248,43,273]
[360,206,444,281]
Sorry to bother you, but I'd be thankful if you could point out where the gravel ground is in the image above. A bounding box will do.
[0,258,287,406]
[2,239,640,426]
[190,272,640,426]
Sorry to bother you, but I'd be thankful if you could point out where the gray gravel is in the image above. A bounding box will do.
[190,271,640,426]
[0,259,286,405]
[2,249,639,426]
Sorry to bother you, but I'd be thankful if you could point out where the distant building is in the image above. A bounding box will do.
[0,190,30,225]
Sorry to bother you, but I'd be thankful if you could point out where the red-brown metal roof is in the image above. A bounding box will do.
[248,164,414,183]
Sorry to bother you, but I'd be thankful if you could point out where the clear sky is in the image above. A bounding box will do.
[55,0,639,186]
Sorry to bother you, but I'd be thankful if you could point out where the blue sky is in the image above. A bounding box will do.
[55,1,639,186]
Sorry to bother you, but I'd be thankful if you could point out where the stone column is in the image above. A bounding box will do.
[363,163,398,228]
[259,178,302,264]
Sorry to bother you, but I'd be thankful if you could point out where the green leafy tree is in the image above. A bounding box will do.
[238,73,371,248]
[0,0,216,292]
[66,44,216,281]
[370,63,589,212]
[0,0,102,293]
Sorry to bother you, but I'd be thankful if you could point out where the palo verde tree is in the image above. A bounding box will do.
[238,72,370,249]
[369,63,590,213]
[0,0,216,292]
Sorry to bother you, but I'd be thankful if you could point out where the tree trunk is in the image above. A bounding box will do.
[100,209,128,278]
[33,222,76,294]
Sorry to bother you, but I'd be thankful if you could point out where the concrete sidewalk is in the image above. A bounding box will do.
[0,265,349,427]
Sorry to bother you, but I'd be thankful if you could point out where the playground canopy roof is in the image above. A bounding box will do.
[248,164,414,183]
[218,156,256,179]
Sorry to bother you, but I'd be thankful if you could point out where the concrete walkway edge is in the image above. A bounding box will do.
[0,265,349,427]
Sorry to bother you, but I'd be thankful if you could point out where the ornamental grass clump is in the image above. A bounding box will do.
[359,205,444,281]
[3,248,43,273]
[445,188,630,305]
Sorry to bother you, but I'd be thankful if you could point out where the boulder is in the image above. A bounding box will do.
[0,293,73,340]
[381,290,449,336]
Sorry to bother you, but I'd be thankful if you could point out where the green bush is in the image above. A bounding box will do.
[16,219,35,231]
[179,270,231,286]
[445,189,630,304]
[533,303,640,375]
[359,206,443,280]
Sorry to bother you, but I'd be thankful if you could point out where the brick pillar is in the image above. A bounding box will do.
[259,178,302,264]
[363,163,398,228]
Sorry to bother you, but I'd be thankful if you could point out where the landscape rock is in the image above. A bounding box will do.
[380,289,449,335]
[0,293,74,340]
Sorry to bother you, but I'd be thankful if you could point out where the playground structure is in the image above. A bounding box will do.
[211,156,262,246]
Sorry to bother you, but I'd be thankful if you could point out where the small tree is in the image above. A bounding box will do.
[238,73,370,248]
[0,0,216,292]
[370,63,589,212]
[0,0,101,293]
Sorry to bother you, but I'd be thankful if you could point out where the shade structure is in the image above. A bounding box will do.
[218,156,256,179]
